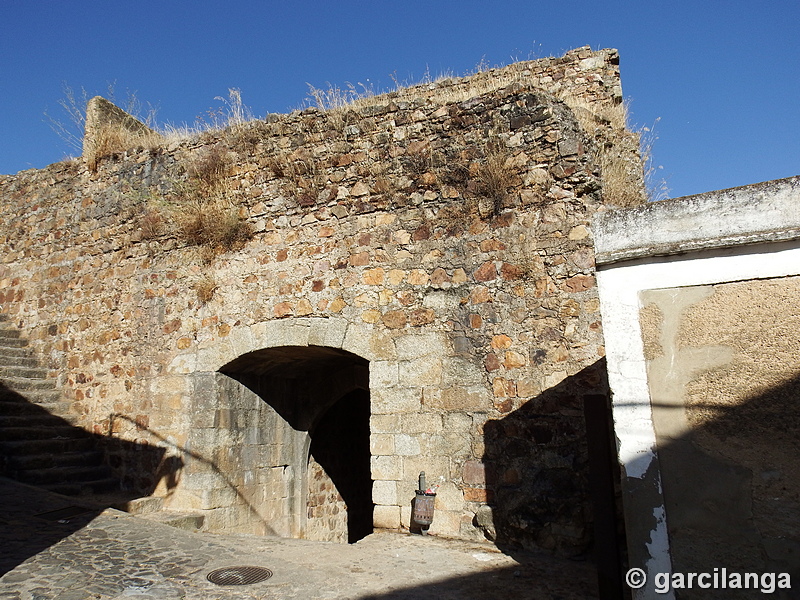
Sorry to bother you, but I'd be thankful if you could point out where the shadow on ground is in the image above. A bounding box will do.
[0,386,181,575]
[0,476,103,576]
[358,556,599,599]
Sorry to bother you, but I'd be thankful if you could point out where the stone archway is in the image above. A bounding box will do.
[173,319,452,538]
[218,345,372,542]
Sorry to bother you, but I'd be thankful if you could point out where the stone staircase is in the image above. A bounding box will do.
[0,314,122,497]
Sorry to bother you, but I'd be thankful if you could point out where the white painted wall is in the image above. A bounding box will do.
[597,240,800,600]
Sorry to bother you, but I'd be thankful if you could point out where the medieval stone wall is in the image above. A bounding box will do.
[0,47,632,554]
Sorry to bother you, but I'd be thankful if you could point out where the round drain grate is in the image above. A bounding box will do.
[207,566,273,586]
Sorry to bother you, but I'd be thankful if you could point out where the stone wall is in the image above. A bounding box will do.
[306,455,348,543]
[0,47,632,554]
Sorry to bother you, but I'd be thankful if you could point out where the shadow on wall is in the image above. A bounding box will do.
[479,359,627,598]
[361,364,800,600]
[108,412,283,537]
[641,372,800,594]
[308,388,374,543]
[0,384,181,575]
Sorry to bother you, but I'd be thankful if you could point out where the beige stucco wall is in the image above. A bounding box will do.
[640,276,800,582]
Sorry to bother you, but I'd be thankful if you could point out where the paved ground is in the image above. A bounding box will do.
[0,478,599,599]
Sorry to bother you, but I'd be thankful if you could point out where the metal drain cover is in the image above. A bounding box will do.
[207,566,273,586]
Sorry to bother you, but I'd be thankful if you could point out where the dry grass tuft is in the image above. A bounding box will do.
[85,123,162,171]
[557,93,648,207]
[473,145,516,217]
[402,145,435,176]
[597,144,647,207]
[160,88,257,145]
[185,144,233,187]
[139,209,165,239]
[179,203,253,257]
[304,82,377,133]
[438,161,471,186]
[640,119,670,202]
[158,143,254,259]
[47,84,160,161]
[306,81,376,111]
[266,154,326,207]
[193,273,218,305]
[559,92,627,133]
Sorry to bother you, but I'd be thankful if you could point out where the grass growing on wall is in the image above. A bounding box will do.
[560,93,647,207]
[146,144,253,261]
[66,49,652,209]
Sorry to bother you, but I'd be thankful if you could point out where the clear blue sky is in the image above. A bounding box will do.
[2,0,798,199]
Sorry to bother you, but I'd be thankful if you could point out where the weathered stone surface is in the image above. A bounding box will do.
[462,460,487,485]
[373,504,401,529]
[473,262,497,282]
[432,387,489,411]
[0,46,626,556]
[382,310,407,329]
[594,175,800,265]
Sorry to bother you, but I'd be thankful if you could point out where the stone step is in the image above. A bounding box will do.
[0,376,57,392]
[0,425,90,442]
[110,495,165,515]
[33,404,79,423]
[39,477,121,496]
[0,436,96,456]
[0,399,73,420]
[0,413,73,428]
[0,403,78,425]
[0,345,34,359]
[0,336,29,349]
[6,449,104,471]
[35,404,80,424]
[140,509,205,532]
[0,387,64,405]
[0,352,38,368]
[0,365,50,379]
[0,318,125,500]
[12,464,115,486]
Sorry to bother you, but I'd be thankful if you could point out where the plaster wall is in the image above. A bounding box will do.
[594,176,800,599]
[640,278,800,587]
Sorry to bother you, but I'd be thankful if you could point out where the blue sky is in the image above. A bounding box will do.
[2,0,798,199]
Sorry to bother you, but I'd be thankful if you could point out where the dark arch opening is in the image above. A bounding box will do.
[309,388,373,543]
[218,345,372,542]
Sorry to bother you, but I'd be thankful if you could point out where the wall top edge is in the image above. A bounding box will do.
[2,46,620,179]
[593,175,800,266]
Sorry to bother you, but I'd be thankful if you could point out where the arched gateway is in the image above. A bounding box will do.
[220,345,372,543]
[1,48,628,555]
[174,318,383,542]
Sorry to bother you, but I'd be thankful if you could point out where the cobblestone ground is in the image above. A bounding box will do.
[0,478,599,599]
